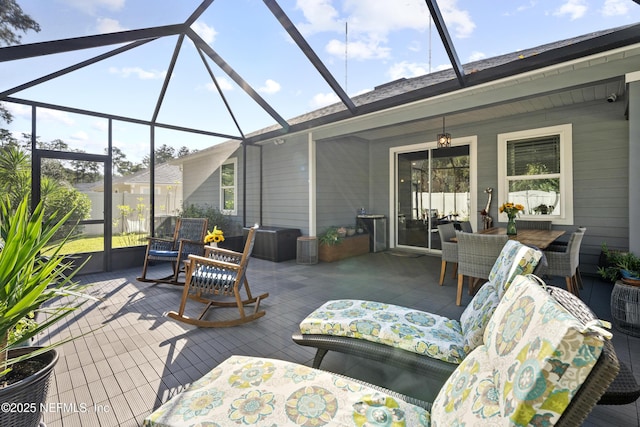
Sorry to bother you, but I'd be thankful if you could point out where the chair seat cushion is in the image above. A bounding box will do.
[147,250,179,258]
[299,299,466,364]
[144,355,431,427]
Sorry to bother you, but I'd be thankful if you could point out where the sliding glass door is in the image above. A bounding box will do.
[395,144,471,251]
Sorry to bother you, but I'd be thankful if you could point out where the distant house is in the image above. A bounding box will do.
[178,24,640,274]
[85,163,183,234]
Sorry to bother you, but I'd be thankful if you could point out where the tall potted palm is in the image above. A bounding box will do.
[0,196,95,427]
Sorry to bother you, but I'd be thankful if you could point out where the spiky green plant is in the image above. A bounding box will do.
[0,196,96,380]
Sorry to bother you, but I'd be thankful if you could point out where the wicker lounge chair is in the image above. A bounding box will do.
[166,225,269,327]
[293,240,542,382]
[145,275,618,427]
[137,217,208,285]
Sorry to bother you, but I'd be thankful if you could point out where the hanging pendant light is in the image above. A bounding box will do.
[437,117,451,148]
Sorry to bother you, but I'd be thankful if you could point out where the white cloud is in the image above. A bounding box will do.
[601,0,629,16]
[38,108,75,125]
[96,17,127,33]
[258,79,281,95]
[309,92,339,109]
[191,21,217,44]
[109,66,166,80]
[93,120,108,131]
[62,0,125,15]
[69,131,89,142]
[388,61,429,80]
[206,77,234,92]
[554,0,588,20]
[5,103,31,119]
[296,0,475,62]
[326,38,390,60]
[296,0,343,35]
[438,0,476,38]
[468,51,486,62]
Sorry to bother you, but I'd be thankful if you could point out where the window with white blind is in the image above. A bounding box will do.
[497,124,573,225]
[220,158,237,215]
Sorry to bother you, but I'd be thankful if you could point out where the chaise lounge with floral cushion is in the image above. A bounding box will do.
[292,240,543,381]
[143,275,618,427]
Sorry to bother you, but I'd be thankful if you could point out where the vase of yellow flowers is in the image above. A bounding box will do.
[204,226,225,247]
[499,202,524,236]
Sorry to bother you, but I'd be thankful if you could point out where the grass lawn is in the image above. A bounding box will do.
[44,234,146,255]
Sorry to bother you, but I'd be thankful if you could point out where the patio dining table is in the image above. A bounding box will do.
[474,227,565,250]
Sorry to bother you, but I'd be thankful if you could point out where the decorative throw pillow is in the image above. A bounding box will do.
[431,275,605,426]
[459,281,500,354]
[487,240,542,299]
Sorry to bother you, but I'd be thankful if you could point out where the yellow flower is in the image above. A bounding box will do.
[204,226,225,243]
[499,202,524,217]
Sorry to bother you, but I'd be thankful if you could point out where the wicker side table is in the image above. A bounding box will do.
[610,280,640,337]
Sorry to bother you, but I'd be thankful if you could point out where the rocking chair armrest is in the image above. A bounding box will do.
[187,254,243,271]
[204,246,242,258]
[146,237,175,251]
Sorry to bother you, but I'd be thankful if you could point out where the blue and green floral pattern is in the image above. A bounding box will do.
[300,299,466,364]
[430,275,605,427]
[144,355,430,426]
[488,240,543,299]
[459,241,542,354]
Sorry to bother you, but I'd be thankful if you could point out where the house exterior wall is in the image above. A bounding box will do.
[259,137,310,231]
[316,136,370,234]
[366,99,628,273]
[183,98,629,274]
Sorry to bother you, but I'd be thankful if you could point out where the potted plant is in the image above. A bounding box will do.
[598,243,640,285]
[318,226,369,262]
[0,196,96,427]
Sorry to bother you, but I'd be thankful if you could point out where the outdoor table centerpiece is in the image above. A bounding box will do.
[499,202,525,236]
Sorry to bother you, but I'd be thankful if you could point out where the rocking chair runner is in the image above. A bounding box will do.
[167,226,269,327]
[137,217,208,285]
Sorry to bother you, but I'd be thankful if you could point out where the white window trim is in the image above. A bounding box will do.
[220,157,237,215]
[497,124,573,225]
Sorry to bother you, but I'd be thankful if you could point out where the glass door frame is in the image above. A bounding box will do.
[32,149,112,272]
[389,136,478,253]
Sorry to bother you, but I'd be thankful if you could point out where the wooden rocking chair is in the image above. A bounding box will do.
[137,217,208,285]
[167,226,269,327]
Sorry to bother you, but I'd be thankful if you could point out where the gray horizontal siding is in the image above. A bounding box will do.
[316,137,370,233]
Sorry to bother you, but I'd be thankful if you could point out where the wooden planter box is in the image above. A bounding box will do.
[318,234,370,262]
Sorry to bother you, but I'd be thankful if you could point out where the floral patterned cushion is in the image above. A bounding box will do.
[458,241,542,355]
[458,281,500,354]
[300,299,466,364]
[488,240,543,299]
[430,275,605,426]
[144,355,432,426]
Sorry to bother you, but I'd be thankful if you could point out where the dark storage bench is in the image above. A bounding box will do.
[243,226,302,262]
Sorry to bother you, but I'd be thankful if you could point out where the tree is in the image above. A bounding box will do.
[1,0,41,124]
[177,146,193,158]
[109,146,144,176]
[142,144,176,167]
[0,0,40,46]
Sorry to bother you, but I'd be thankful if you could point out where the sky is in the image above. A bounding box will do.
[2,0,640,163]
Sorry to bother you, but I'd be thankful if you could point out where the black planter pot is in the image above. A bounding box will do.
[0,347,58,427]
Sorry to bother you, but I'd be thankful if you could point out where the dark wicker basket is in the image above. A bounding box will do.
[0,347,58,427]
